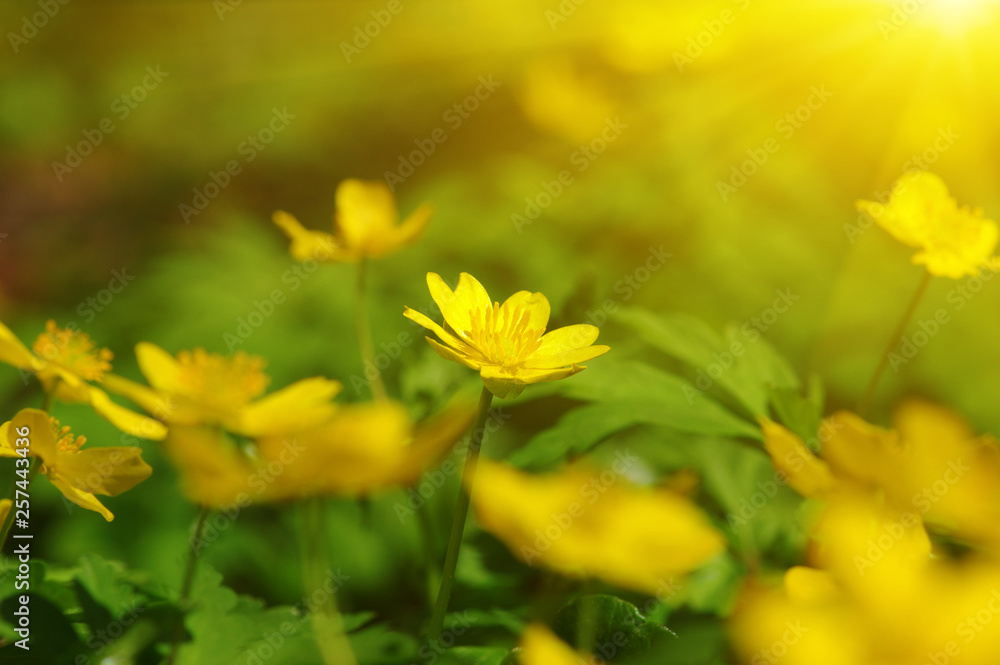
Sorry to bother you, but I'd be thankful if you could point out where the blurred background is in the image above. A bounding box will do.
[2,0,999,647]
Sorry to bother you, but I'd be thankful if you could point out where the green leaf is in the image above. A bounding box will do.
[0,594,83,664]
[75,553,139,618]
[551,594,676,662]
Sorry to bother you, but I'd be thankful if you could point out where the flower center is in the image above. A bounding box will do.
[468,302,543,366]
[175,349,269,412]
[32,320,113,382]
[52,418,86,454]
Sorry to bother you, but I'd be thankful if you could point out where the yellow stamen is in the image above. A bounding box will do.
[51,417,85,454]
[467,303,543,366]
[176,349,270,412]
[32,320,113,382]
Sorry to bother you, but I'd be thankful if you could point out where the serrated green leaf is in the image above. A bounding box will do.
[552,594,675,662]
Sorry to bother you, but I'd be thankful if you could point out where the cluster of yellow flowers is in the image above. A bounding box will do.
[1,171,997,664]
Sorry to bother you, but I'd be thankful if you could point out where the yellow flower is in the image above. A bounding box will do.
[0,408,152,521]
[162,400,473,506]
[105,344,341,438]
[470,461,725,594]
[0,320,166,440]
[856,172,999,278]
[761,403,1000,548]
[517,624,601,665]
[404,272,610,399]
[0,499,10,526]
[273,179,433,262]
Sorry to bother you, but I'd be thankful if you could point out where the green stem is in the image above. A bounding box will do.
[426,386,494,640]
[166,505,211,665]
[0,379,61,553]
[416,501,441,610]
[858,271,932,417]
[354,259,387,401]
[576,582,599,654]
[302,497,358,665]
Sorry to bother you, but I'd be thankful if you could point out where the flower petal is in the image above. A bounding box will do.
[335,179,397,250]
[7,408,58,466]
[375,202,433,256]
[49,476,114,521]
[403,306,471,352]
[0,320,41,371]
[237,377,341,437]
[426,337,481,370]
[272,210,346,262]
[101,372,172,418]
[479,365,584,399]
[135,342,184,394]
[523,344,610,369]
[164,426,256,507]
[427,272,491,337]
[56,446,152,496]
[88,386,168,440]
[760,418,836,498]
[498,290,550,333]
[535,324,600,355]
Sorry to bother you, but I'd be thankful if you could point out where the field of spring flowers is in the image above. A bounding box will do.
[3,1,1000,664]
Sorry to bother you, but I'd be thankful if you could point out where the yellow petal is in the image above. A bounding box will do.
[403,306,473,353]
[393,401,475,486]
[135,342,184,394]
[523,344,610,370]
[56,446,152,496]
[821,411,902,489]
[760,418,836,498]
[335,179,398,250]
[784,566,839,606]
[49,476,114,521]
[88,386,168,440]
[0,499,10,525]
[426,337,481,370]
[518,625,583,665]
[0,320,41,370]
[499,290,551,333]
[237,377,341,437]
[7,408,58,466]
[375,202,433,256]
[164,426,256,507]
[427,272,491,337]
[272,210,347,262]
[101,372,172,418]
[534,324,599,355]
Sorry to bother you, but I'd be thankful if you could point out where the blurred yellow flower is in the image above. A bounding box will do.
[163,400,472,507]
[0,408,152,521]
[518,624,599,665]
[273,178,433,262]
[762,402,1000,548]
[0,320,166,440]
[470,460,725,595]
[0,499,10,526]
[106,343,341,438]
[856,172,999,278]
[404,272,610,399]
[731,493,1000,665]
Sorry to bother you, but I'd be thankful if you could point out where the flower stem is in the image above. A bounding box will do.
[354,259,387,401]
[416,500,442,609]
[0,379,61,552]
[426,386,494,640]
[858,271,932,417]
[166,505,211,665]
[301,496,358,665]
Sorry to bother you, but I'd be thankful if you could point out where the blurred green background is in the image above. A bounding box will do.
[2,0,999,653]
